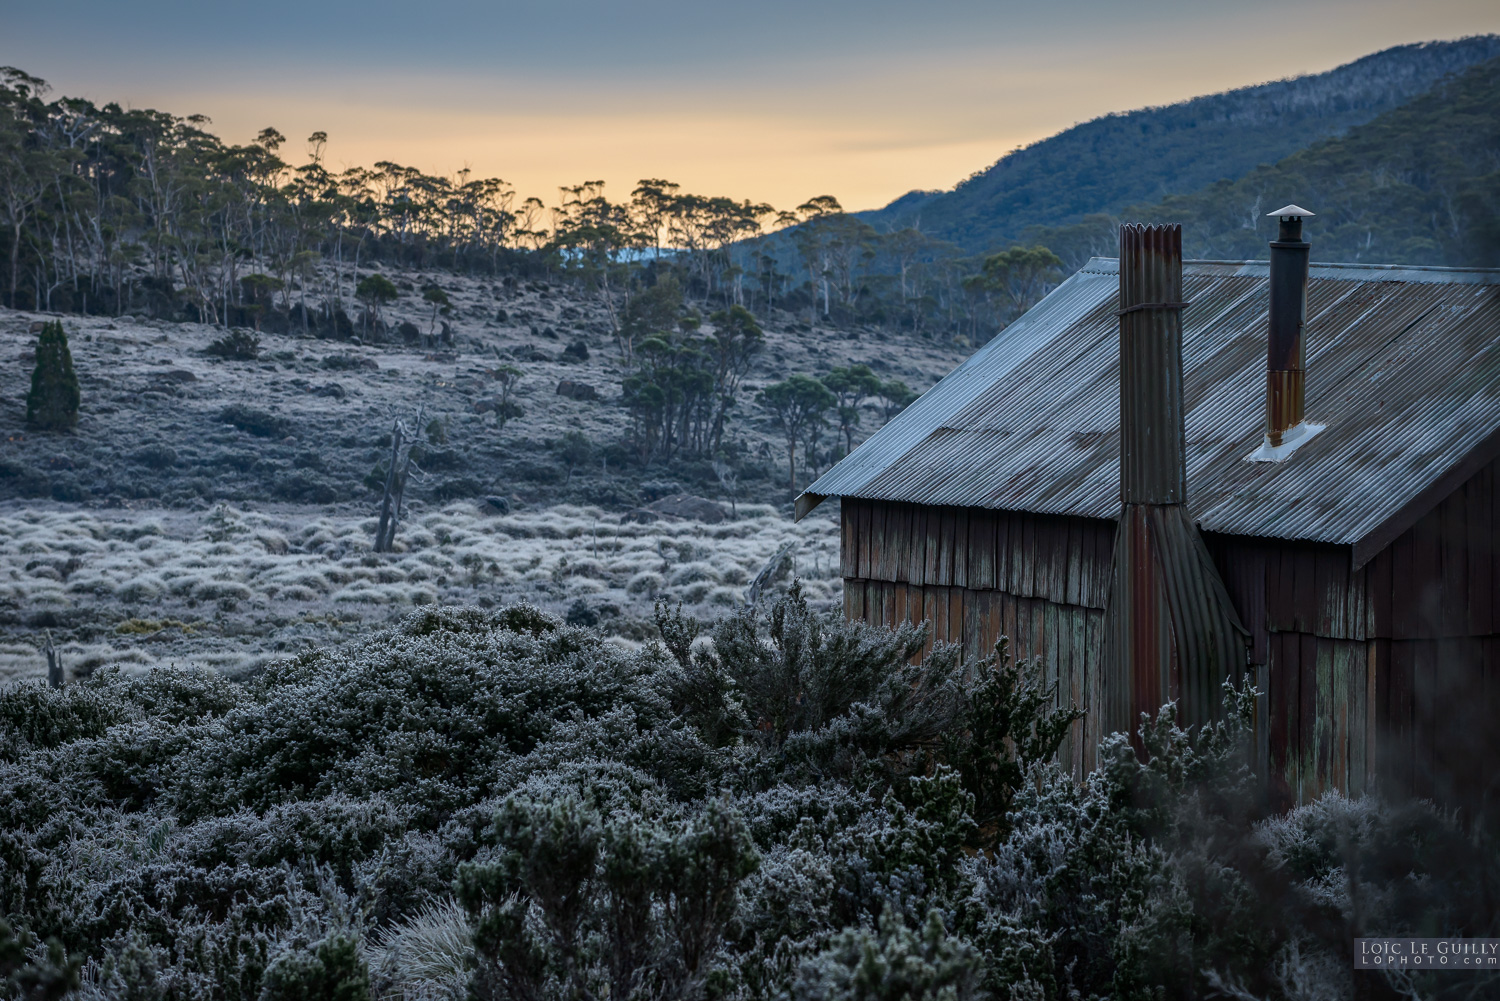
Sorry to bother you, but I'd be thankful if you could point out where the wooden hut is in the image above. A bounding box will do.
[798,217,1500,810]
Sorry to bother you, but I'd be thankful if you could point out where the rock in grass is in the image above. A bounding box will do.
[555,379,599,402]
[645,493,727,524]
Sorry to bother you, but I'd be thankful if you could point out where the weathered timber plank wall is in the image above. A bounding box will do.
[841,499,1115,777]
[1203,453,1500,809]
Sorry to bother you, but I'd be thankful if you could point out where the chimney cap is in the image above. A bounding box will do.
[1267,204,1315,219]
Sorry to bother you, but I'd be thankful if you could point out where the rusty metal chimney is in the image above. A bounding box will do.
[1103,223,1248,742]
[1118,224,1187,506]
[1259,205,1320,457]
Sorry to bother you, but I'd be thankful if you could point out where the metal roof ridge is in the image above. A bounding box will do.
[1082,256,1500,284]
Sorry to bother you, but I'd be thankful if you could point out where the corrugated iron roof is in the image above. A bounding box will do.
[800,259,1500,565]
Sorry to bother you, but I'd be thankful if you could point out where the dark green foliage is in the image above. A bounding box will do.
[758,375,836,492]
[819,364,881,455]
[205,328,262,360]
[793,908,982,1001]
[0,918,80,1001]
[459,793,759,1001]
[0,674,126,757]
[431,476,485,501]
[421,285,450,338]
[963,245,1064,321]
[552,430,593,484]
[355,274,398,336]
[260,934,370,1001]
[622,297,763,464]
[621,274,685,361]
[874,378,916,424]
[25,321,79,431]
[320,354,367,371]
[657,581,962,759]
[130,443,178,469]
[564,598,599,627]
[355,274,397,307]
[940,636,1086,841]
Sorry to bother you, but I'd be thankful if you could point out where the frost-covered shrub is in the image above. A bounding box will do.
[217,403,290,438]
[3,590,1498,1001]
[656,582,965,763]
[458,793,759,1001]
[626,570,664,595]
[792,908,982,1001]
[260,933,370,1001]
[0,676,126,756]
[172,605,674,822]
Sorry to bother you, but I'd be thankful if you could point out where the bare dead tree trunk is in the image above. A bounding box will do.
[373,408,424,553]
[387,445,415,544]
[745,541,795,607]
[374,422,404,553]
[43,630,63,689]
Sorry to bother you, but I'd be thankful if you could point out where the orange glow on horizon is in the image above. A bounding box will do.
[19,1,1500,215]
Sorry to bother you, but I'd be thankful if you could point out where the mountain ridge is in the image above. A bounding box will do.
[862,36,1500,254]
[1024,52,1500,270]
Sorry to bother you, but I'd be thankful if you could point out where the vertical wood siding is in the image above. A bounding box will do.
[841,455,1500,807]
[1202,453,1500,809]
[841,499,1114,777]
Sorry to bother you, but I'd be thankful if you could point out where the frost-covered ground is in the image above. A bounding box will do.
[0,500,842,683]
[0,269,969,513]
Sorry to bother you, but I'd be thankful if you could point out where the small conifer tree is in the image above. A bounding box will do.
[26,321,80,431]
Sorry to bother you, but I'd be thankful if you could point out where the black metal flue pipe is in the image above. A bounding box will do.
[1266,210,1312,445]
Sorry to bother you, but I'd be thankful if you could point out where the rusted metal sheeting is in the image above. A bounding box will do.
[1101,226,1248,735]
[1118,224,1188,505]
[804,259,1500,564]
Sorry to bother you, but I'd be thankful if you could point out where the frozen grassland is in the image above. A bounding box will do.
[0,500,842,683]
[0,268,969,514]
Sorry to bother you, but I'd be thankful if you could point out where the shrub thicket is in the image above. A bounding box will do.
[205,328,262,360]
[0,588,1496,1000]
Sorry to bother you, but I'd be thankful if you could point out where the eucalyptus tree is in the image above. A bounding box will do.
[552,180,633,343]
[792,195,842,321]
[758,374,836,493]
[0,68,60,308]
[355,273,397,336]
[422,284,450,340]
[972,245,1065,319]
[821,363,882,455]
[704,305,764,453]
[630,178,679,260]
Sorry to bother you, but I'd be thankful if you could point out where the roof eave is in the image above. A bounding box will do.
[794,491,825,522]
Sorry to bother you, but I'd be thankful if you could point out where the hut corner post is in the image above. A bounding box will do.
[1101,223,1249,749]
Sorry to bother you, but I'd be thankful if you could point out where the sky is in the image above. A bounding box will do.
[7,0,1500,213]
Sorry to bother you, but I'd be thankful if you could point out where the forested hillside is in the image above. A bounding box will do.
[1030,53,1500,269]
[864,37,1500,254]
